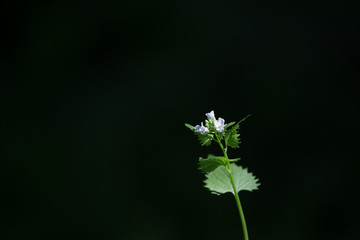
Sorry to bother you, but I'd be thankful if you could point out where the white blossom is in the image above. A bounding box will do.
[194,122,209,134]
[214,118,226,132]
[205,110,215,121]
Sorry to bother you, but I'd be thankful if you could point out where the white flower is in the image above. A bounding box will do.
[194,122,209,134]
[214,118,226,132]
[205,110,215,120]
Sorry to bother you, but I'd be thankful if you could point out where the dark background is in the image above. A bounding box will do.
[1,0,359,239]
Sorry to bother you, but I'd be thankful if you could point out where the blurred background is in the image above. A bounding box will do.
[1,0,359,239]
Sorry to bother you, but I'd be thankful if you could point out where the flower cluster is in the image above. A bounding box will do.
[194,110,227,135]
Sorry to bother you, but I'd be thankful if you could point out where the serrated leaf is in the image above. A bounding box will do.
[185,123,213,146]
[198,156,228,173]
[225,124,241,148]
[217,131,226,140]
[196,133,213,146]
[204,163,260,195]
[224,114,251,148]
[214,122,234,140]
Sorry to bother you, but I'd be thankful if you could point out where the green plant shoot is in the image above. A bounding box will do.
[185,111,260,240]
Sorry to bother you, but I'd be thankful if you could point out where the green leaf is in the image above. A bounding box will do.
[204,163,260,195]
[224,114,251,148]
[216,121,236,140]
[229,158,241,162]
[185,123,195,131]
[198,155,228,173]
[185,123,213,146]
[225,121,236,129]
[196,133,213,146]
[238,114,251,124]
[225,124,241,148]
[217,130,226,140]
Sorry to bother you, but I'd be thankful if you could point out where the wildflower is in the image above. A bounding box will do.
[194,122,209,134]
[205,110,215,121]
[214,118,226,132]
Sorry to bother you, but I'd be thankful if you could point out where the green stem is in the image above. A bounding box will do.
[214,133,249,240]
[228,169,249,240]
[215,133,228,158]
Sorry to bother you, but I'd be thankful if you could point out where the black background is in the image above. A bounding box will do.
[1,1,359,239]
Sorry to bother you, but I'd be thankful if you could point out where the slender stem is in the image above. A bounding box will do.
[215,133,228,158]
[228,169,249,240]
[214,132,249,240]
